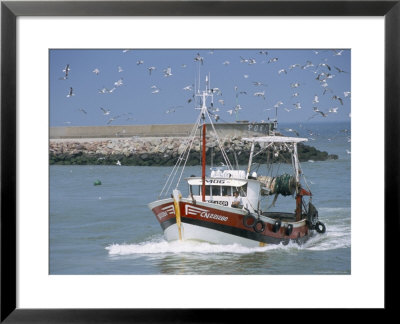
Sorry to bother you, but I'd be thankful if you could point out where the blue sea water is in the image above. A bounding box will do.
[49,121,351,275]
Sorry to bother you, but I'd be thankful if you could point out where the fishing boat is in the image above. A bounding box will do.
[148,76,326,247]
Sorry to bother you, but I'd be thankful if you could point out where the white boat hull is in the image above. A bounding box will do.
[148,198,312,246]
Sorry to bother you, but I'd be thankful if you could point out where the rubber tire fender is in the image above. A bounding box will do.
[315,221,326,234]
[272,220,281,233]
[253,220,266,233]
[243,214,256,228]
[286,224,293,236]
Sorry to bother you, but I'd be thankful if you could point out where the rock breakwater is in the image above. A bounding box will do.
[49,137,338,166]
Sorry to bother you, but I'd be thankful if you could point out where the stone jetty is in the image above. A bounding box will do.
[49,136,338,166]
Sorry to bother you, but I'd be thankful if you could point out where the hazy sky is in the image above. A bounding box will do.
[50,49,350,127]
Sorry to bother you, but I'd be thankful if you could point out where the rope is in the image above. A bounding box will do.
[159,112,202,198]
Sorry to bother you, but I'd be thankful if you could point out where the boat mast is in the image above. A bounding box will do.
[202,121,206,202]
[246,141,255,178]
[195,75,213,202]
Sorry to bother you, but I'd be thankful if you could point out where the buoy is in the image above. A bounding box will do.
[315,221,326,234]
[286,224,294,236]
[243,213,256,228]
[253,220,265,233]
[94,180,102,186]
[272,220,281,233]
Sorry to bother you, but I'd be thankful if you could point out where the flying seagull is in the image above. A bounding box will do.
[100,107,111,115]
[66,87,75,97]
[61,64,70,79]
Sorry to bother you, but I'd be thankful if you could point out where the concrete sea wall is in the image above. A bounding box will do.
[50,122,276,139]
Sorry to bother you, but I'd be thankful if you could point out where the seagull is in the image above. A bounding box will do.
[183,85,192,91]
[313,95,319,104]
[240,56,249,64]
[254,91,265,99]
[346,149,351,154]
[136,60,144,65]
[116,160,122,166]
[292,92,300,97]
[98,87,109,94]
[329,107,339,113]
[284,108,293,112]
[114,78,124,87]
[318,63,331,71]
[107,116,119,125]
[284,128,299,136]
[163,67,172,77]
[165,105,183,114]
[302,61,314,69]
[100,107,111,115]
[78,108,87,114]
[258,50,268,55]
[289,63,300,70]
[274,101,284,108]
[316,110,328,117]
[66,87,75,97]
[333,49,344,56]
[152,88,160,94]
[291,82,300,88]
[334,66,348,73]
[234,104,243,112]
[148,66,156,75]
[248,58,256,64]
[61,64,70,79]
[122,49,130,53]
[92,68,100,75]
[308,110,328,120]
[222,61,230,65]
[344,91,351,97]
[268,57,278,63]
[118,66,123,73]
[226,109,234,115]
[252,81,267,87]
[332,95,344,105]
[293,102,301,109]
[278,69,287,75]
[194,53,204,65]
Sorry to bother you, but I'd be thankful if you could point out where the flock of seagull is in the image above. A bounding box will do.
[57,49,350,139]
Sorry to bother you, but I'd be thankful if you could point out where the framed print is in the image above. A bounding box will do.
[1,0,398,322]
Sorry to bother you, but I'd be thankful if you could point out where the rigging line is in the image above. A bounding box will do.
[174,115,203,188]
[159,111,202,197]
[252,142,273,159]
[204,109,234,170]
[163,112,203,196]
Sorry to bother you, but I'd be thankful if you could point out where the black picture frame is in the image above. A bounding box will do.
[1,0,398,322]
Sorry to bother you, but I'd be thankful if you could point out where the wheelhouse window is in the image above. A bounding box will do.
[222,186,231,196]
[233,184,247,197]
[212,186,221,196]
